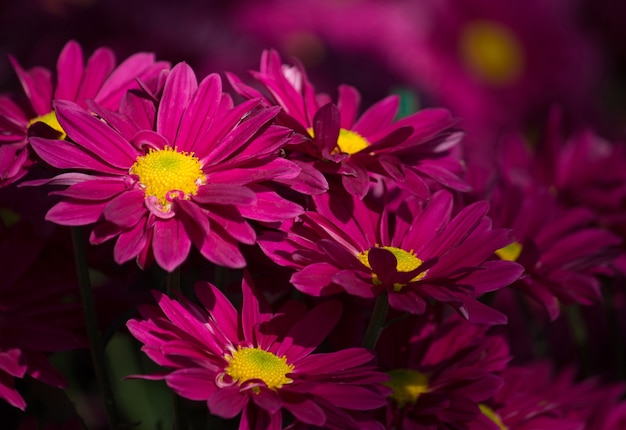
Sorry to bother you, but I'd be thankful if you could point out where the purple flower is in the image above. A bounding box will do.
[0,39,169,187]
[377,310,510,429]
[488,185,621,320]
[127,274,390,429]
[258,188,523,324]
[28,62,303,271]
[228,49,470,199]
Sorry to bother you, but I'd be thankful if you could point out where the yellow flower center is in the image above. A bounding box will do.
[129,146,206,208]
[459,20,524,85]
[495,241,523,262]
[28,111,66,139]
[385,369,429,408]
[225,346,294,391]
[479,404,508,430]
[358,246,426,291]
[308,127,370,155]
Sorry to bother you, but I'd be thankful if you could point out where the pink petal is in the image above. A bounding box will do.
[46,200,106,226]
[308,383,387,410]
[157,62,198,145]
[29,137,122,174]
[152,217,192,272]
[9,57,53,115]
[337,84,361,129]
[165,368,219,400]
[194,281,240,343]
[54,40,84,102]
[75,47,116,104]
[54,100,139,167]
[291,263,343,296]
[103,189,146,228]
[114,216,149,264]
[178,73,222,153]
[237,185,303,222]
[51,177,127,200]
[207,385,248,419]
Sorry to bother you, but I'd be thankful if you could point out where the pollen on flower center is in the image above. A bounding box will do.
[28,111,66,139]
[459,20,524,85]
[495,241,523,262]
[479,404,508,430]
[224,346,294,391]
[130,146,205,206]
[385,369,429,408]
[308,127,370,155]
[358,246,426,290]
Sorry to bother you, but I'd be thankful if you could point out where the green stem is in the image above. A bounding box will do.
[362,294,389,350]
[71,227,119,429]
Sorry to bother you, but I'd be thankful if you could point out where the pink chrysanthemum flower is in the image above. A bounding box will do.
[258,188,523,324]
[0,221,85,410]
[488,185,621,321]
[0,39,169,187]
[469,361,624,430]
[28,62,303,271]
[227,49,470,199]
[127,274,390,430]
[376,309,509,429]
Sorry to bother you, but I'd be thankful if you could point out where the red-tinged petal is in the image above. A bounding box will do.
[152,217,192,272]
[195,222,247,269]
[54,40,83,102]
[204,106,281,165]
[341,162,371,199]
[75,47,116,104]
[207,385,248,419]
[332,270,377,298]
[283,398,326,426]
[402,191,453,251]
[178,73,222,153]
[51,177,126,201]
[165,368,219,401]
[29,137,122,174]
[291,263,342,296]
[114,217,149,264]
[46,200,106,226]
[275,300,341,362]
[353,95,399,137]
[206,205,256,245]
[238,185,303,222]
[157,62,198,145]
[337,84,361,129]
[240,272,273,345]
[278,159,328,195]
[457,298,508,325]
[193,184,257,206]
[0,372,26,410]
[195,281,240,344]
[308,384,388,410]
[428,200,489,257]
[459,260,524,294]
[103,189,146,228]
[54,100,139,167]
[387,290,427,314]
[208,158,301,185]
[9,57,53,115]
[251,387,282,413]
[312,103,340,153]
[293,348,377,376]
[96,52,167,109]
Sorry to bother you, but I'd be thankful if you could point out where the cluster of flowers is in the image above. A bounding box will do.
[1,38,626,429]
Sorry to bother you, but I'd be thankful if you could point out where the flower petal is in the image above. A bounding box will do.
[152,217,192,272]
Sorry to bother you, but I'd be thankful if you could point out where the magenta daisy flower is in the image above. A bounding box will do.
[469,361,622,430]
[28,62,303,271]
[227,49,470,199]
[0,39,169,187]
[258,188,523,324]
[127,274,390,429]
[376,309,509,429]
[488,184,621,320]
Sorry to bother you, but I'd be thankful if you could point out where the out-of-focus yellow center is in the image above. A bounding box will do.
[479,404,508,430]
[385,369,429,408]
[308,127,370,155]
[225,346,294,391]
[358,246,426,291]
[28,111,66,139]
[459,20,524,85]
[130,146,205,207]
[495,241,523,262]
